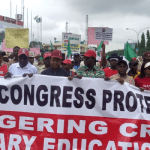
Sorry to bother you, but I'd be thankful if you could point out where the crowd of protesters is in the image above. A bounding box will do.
[0,42,150,92]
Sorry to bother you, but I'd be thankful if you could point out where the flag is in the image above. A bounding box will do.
[34,16,38,20]
[124,42,137,61]
[67,38,71,58]
[96,41,103,61]
[106,55,109,59]
[36,17,42,23]
[50,41,53,51]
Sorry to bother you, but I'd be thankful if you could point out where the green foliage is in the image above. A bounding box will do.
[140,33,145,49]
[107,30,150,57]
[29,41,43,48]
[0,31,5,43]
[106,49,124,57]
[146,30,150,39]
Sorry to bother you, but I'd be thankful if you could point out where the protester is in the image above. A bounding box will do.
[103,53,122,77]
[105,60,135,85]
[99,42,110,69]
[137,51,150,71]
[8,53,14,60]
[41,50,69,77]
[70,59,76,72]
[135,62,150,91]
[28,51,35,65]
[38,52,51,73]
[74,50,105,78]
[8,46,20,67]
[74,53,80,70]
[3,52,10,65]
[62,59,74,77]
[128,60,140,79]
[5,48,38,78]
[0,51,8,76]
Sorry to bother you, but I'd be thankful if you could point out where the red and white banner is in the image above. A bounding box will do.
[0,75,150,150]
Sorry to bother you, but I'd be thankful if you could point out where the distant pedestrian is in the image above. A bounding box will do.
[135,62,150,91]
[0,51,8,76]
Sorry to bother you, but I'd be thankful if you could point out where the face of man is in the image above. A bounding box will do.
[117,63,128,75]
[28,57,34,65]
[84,56,95,67]
[145,67,150,77]
[62,63,71,71]
[130,65,138,72]
[44,57,51,67]
[13,47,20,58]
[110,59,118,67]
[35,55,40,61]
[18,54,28,68]
[70,61,74,69]
[50,57,61,70]
[0,55,3,65]
[74,56,80,62]
[9,53,14,59]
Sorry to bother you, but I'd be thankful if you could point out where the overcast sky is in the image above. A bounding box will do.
[1,0,150,52]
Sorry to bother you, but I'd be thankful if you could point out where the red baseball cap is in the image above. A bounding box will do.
[18,48,29,57]
[62,59,72,64]
[84,50,96,58]
[51,50,62,59]
[43,52,51,59]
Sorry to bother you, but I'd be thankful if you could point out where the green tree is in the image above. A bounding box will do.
[0,31,5,43]
[29,41,43,48]
[138,32,146,56]
[140,32,145,49]
[146,30,149,40]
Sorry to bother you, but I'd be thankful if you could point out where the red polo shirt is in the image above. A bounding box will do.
[0,64,8,76]
[103,67,118,77]
[135,76,150,91]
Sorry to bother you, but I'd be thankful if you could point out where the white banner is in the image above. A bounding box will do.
[95,27,113,41]
[0,75,150,149]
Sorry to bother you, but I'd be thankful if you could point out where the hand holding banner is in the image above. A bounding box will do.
[0,75,150,149]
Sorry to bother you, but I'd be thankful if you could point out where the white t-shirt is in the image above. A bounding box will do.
[9,62,39,75]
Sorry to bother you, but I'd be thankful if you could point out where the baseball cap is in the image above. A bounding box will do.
[144,62,150,68]
[62,59,72,64]
[129,60,138,67]
[43,52,51,59]
[51,50,62,59]
[74,53,80,57]
[29,51,35,58]
[117,60,128,66]
[84,50,96,58]
[18,48,29,57]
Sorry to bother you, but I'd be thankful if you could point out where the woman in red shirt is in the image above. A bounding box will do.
[135,62,150,91]
[0,51,8,76]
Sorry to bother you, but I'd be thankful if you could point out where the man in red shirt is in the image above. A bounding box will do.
[103,53,122,77]
[0,51,8,76]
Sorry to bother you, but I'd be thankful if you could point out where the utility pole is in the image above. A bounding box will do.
[86,15,88,44]
[65,22,68,33]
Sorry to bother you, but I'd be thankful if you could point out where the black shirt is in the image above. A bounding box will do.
[41,67,69,77]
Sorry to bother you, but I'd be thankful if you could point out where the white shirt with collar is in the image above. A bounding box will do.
[9,62,39,75]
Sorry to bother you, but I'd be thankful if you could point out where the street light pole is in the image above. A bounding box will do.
[126,27,149,48]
